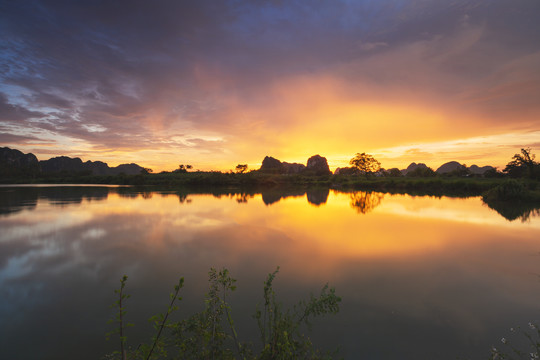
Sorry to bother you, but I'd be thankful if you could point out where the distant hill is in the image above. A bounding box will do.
[40,156,145,175]
[0,147,41,177]
[435,161,495,175]
[111,163,147,175]
[436,161,466,174]
[40,156,87,173]
[401,162,431,175]
[468,164,495,175]
[401,161,495,176]
[0,147,146,177]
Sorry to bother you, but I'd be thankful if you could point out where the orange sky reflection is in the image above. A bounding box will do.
[49,191,537,270]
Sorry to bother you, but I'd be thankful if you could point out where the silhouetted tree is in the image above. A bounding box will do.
[235,164,248,173]
[349,153,381,177]
[483,168,504,178]
[384,168,402,177]
[175,164,193,173]
[335,167,360,175]
[503,148,540,179]
[445,164,470,177]
[141,167,153,174]
[406,167,436,177]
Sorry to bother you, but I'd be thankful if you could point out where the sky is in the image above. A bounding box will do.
[1,0,540,172]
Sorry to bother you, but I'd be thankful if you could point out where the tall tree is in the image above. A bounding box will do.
[349,153,381,177]
[235,164,248,173]
[504,148,539,179]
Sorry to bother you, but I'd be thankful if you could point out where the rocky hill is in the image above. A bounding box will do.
[435,161,495,175]
[468,164,495,175]
[401,162,431,175]
[0,147,146,177]
[40,156,145,175]
[0,147,41,177]
[258,155,330,175]
[259,156,285,174]
[400,161,496,176]
[305,155,331,175]
[436,161,467,174]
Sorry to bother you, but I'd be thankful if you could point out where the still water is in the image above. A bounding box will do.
[1,185,540,359]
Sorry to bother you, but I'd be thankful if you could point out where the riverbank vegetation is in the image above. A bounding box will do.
[2,169,535,198]
[2,148,539,204]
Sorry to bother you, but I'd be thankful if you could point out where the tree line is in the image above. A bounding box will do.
[343,148,539,179]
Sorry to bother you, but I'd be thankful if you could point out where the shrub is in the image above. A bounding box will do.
[482,180,527,202]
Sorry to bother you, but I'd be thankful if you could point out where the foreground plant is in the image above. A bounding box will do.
[107,275,184,360]
[254,267,341,359]
[490,322,540,360]
[106,267,341,360]
[106,275,132,360]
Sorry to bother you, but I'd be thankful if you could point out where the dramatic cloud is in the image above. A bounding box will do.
[1,0,539,170]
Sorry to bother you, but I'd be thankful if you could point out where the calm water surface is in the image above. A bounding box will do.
[1,185,540,359]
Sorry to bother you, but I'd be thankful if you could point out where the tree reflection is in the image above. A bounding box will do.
[521,209,540,222]
[483,199,540,222]
[176,193,191,203]
[141,191,153,199]
[349,191,384,214]
[236,193,249,203]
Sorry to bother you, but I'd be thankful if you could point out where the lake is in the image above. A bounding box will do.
[1,185,539,359]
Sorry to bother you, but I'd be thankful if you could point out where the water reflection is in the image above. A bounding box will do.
[1,186,540,359]
[349,191,384,214]
[306,188,330,206]
[2,185,538,222]
[0,185,111,215]
[261,188,306,205]
[235,193,251,203]
[482,198,540,222]
[0,187,38,215]
[260,187,330,206]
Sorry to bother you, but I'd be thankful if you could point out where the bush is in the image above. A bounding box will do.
[482,180,528,202]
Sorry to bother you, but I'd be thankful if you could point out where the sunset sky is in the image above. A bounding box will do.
[1,0,539,172]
